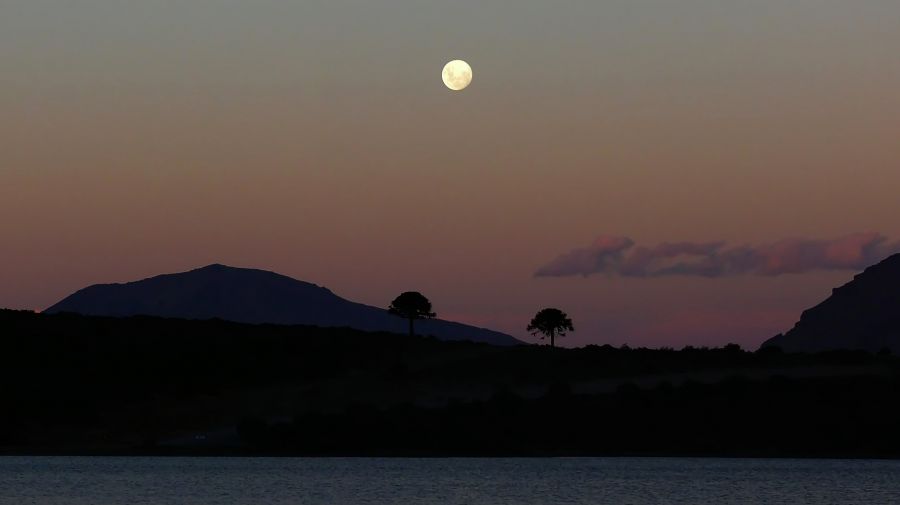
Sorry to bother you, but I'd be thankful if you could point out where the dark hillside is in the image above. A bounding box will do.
[44,264,521,346]
[764,253,900,352]
[2,309,899,456]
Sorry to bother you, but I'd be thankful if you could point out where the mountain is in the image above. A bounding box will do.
[44,264,522,346]
[762,254,900,353]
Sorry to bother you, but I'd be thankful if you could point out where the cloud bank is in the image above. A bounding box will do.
[535,232,900,278]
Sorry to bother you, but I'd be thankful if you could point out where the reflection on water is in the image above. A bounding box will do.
[1,456,899,504]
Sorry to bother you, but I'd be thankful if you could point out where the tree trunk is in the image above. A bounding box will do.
[409,317,415,337]
[550,329,555,348]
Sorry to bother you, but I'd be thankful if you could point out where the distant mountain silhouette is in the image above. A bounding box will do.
[763,254,900,352]
[44,264,522,346]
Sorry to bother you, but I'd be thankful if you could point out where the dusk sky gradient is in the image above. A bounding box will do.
[3,1,900,347]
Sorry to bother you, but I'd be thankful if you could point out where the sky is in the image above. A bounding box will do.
[2,1,900,348]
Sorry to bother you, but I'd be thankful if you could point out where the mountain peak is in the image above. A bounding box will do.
[196,263,231,271]
[192,263,271,272]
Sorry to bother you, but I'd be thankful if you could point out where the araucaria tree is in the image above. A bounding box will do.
[527,308,574,348]
[388,291,436,337]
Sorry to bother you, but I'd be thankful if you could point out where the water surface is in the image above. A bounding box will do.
[1,456,898,504]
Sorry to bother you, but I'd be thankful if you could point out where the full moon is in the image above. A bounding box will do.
[442,60,472,91]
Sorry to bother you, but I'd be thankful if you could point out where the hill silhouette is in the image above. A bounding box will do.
[44,264,521,346]
[763,253,900,352]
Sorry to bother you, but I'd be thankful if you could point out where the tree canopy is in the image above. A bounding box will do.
[388,291,436,337]
[527,308,574,347]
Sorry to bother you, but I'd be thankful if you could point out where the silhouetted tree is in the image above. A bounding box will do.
[527,308,574,348]
[388,292,436,337]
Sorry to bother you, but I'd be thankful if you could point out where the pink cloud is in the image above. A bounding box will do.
[534,236,634,277]
[535,233,900,278]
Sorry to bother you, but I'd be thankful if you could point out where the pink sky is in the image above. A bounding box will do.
[2,2,900,348]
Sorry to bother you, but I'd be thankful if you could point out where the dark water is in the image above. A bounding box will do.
[1,456,899,504]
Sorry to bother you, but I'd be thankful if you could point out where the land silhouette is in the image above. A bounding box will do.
[3,254,900,457]
[763,253,900,353]
[44,264,520,346]
[1,307,899,457]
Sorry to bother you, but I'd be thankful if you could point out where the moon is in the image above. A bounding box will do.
[442,60,472,91]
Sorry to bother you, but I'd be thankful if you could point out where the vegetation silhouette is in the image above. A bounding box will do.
[388,292,436,337]
[2,308,900,457]
[527,308,574,347]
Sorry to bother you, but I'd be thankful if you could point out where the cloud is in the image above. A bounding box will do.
[535,232,900,278]
[534,236,634,277]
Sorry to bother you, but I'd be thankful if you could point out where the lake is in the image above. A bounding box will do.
[1,457,898,504]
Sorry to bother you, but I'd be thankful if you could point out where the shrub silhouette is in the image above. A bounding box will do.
[527,307,574,347]
[388,291,436,337]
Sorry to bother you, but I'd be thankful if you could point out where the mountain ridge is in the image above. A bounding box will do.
[762,253,900,352]
[45,264,522,346]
